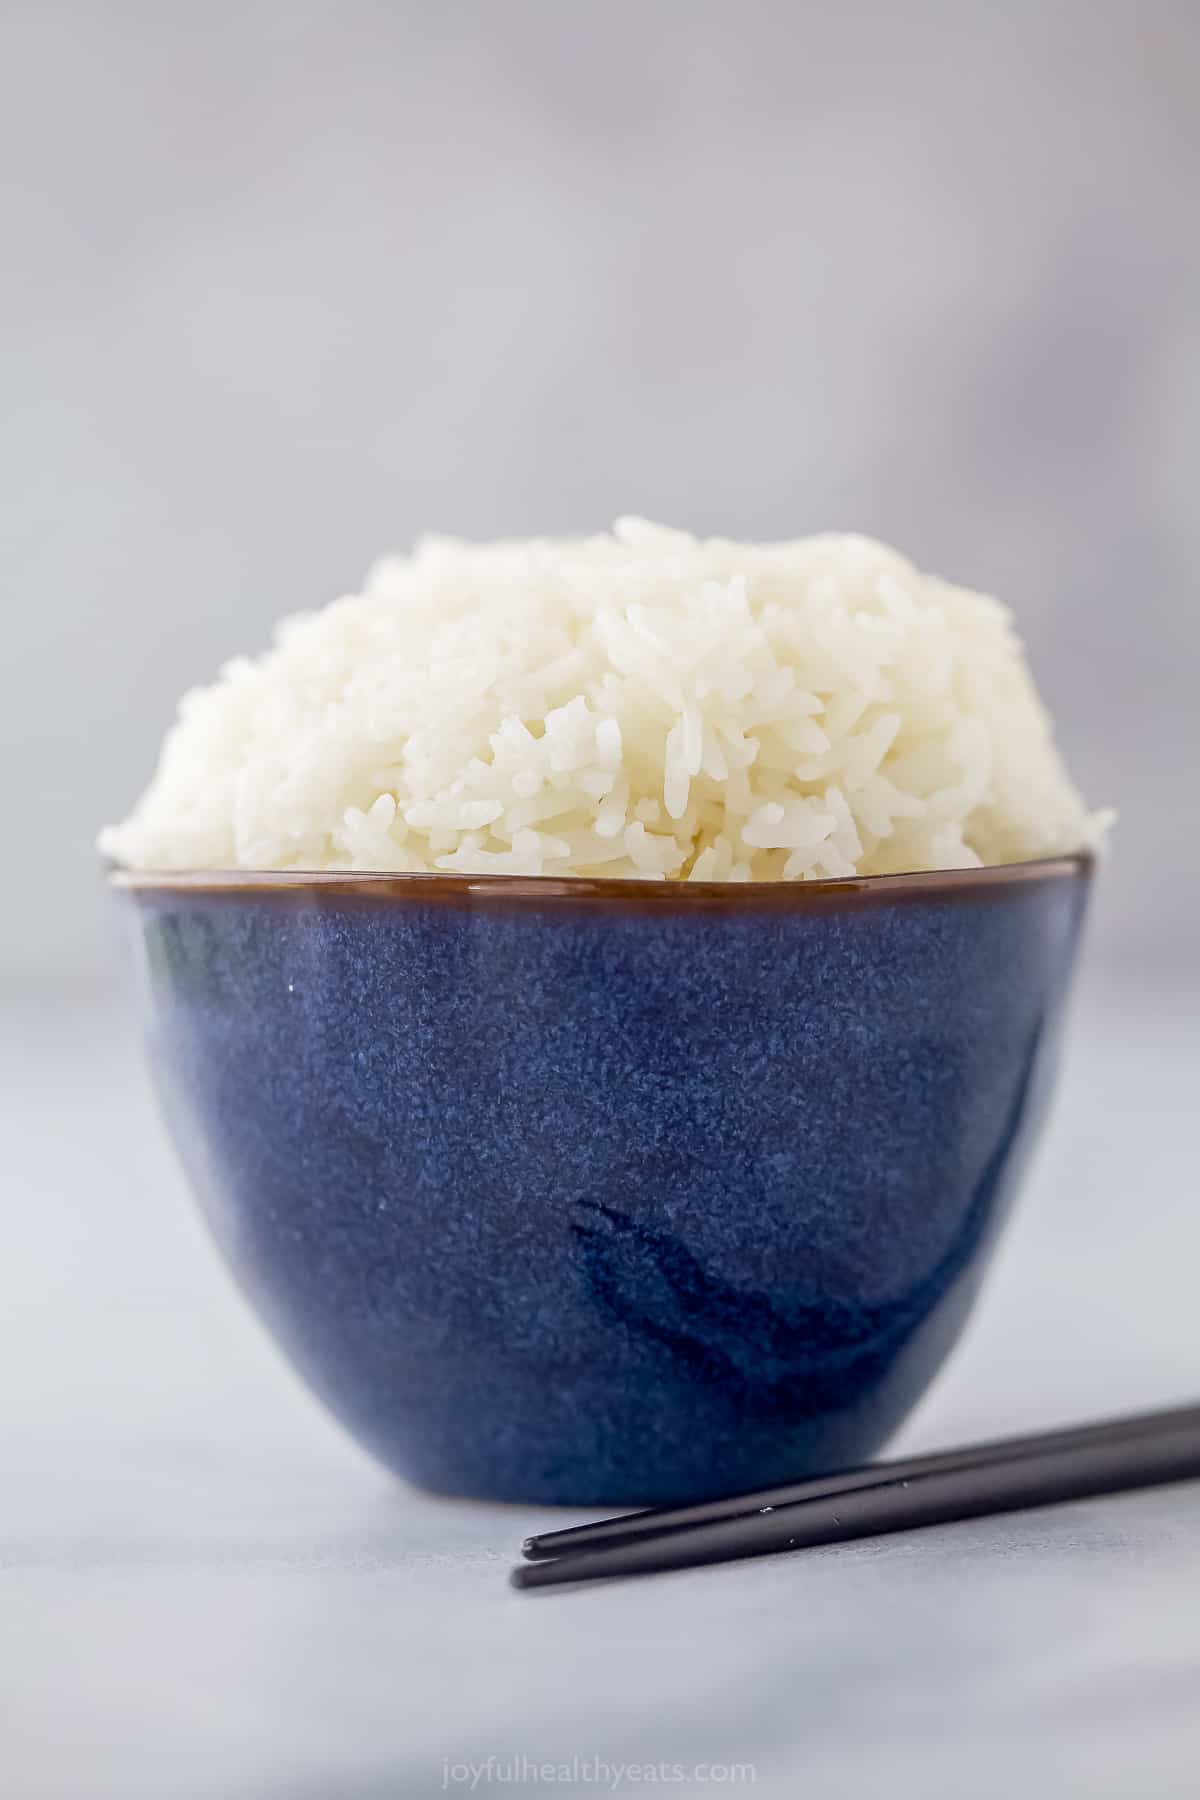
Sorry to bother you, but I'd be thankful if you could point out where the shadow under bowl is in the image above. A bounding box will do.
[113,856,1092,1506]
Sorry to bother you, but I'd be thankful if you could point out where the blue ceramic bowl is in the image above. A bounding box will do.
[114,856,1091,1506]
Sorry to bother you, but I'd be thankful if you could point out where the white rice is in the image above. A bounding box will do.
[100,519,1106,881]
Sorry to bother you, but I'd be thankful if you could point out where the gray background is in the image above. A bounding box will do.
[2,0,1198,1002]
[3,5,1199,1797]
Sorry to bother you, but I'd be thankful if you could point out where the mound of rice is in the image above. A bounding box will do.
[101,519,1104,882]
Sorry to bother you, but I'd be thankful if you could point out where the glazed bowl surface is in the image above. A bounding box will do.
[114,857,1091,1505]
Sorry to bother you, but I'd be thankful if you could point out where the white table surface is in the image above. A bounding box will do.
[2,971,1198,1799]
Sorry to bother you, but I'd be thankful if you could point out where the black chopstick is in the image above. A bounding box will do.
[510,1401,1200,1591]
[521,1399,1200,1563]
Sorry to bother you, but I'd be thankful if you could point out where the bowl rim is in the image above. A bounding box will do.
[108,851,1094,910]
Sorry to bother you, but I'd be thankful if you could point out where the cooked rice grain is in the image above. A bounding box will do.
[100,519,1105,880]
